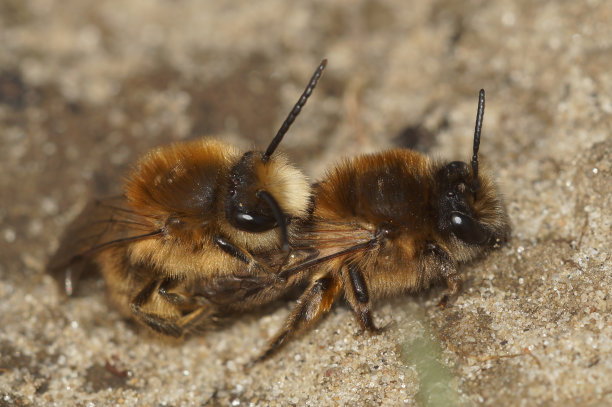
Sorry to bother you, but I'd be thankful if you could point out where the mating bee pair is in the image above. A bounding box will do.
[48,60,510,360]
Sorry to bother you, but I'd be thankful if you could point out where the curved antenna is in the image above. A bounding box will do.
[262,59,328,162]
[471,89,485,193]
[257,190,289,252]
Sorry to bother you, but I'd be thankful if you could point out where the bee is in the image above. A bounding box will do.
[47,60,327,337]
[253,89,511,360]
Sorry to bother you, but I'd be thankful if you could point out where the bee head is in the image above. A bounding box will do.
[225,151,309,238]
[436,90,509,248]
[225,59,326,249]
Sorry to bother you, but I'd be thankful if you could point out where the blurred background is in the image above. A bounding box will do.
[1,0,610,405]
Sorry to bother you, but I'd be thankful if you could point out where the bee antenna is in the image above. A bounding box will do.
[257,190,290,252]
[471,89,485,193]
[262,59,327,162]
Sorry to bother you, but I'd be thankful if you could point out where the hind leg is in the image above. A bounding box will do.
[253,274,342,363]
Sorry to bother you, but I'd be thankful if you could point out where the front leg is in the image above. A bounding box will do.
[422,242,461,307]
[213,234,283,281]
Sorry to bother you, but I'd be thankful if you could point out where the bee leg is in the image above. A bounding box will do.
[173,303,216,334]
[213,234,283,282]
[343,264,385,334]
[438,274,461,308]
[130,279,183,338]
[157,278,216,332]
[157,277,190,305]
[253,275,342,364]
[423,243,461,307]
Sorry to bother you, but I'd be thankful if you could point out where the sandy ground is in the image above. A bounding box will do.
[1,0,611,406]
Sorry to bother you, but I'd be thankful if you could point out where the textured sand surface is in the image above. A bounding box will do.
[1,1,610,406]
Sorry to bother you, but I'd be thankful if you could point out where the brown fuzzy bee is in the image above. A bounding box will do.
[47,60,327,337]
[254,89,511,359]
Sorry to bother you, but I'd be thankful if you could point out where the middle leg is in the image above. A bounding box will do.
[343,263,384,333]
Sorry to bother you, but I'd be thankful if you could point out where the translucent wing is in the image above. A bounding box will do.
[46,196,162,296]
[279,218,377,273]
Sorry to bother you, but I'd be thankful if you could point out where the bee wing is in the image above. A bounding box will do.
[279,238,377,280]
[285,219,377,269]
[47,196,162,296]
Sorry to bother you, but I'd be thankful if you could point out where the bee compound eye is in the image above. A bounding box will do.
[450,211,490,245]
[230,210,277,233]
